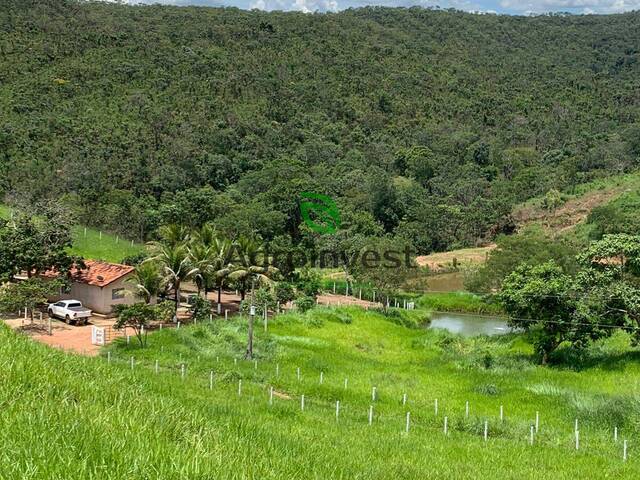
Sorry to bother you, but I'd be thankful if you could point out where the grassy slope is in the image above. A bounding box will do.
[2,307,639,478]
[0,204,143,263]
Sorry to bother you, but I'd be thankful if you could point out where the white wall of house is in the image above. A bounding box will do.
[55,274,136,315]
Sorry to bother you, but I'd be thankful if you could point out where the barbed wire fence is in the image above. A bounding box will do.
[97,348,633,463]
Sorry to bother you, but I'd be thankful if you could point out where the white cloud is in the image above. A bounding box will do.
[500,0,640,13]
[245,0,339,10]
[107,0,640,14]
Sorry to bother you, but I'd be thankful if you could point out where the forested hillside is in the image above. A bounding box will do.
[1,1,640,252]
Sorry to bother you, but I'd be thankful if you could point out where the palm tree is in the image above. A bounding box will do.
[226,236,278,360]
[127,261,163,304]
[227,236,278,301]
[192,223,217,247]
[147,242,198,318]
[157,224,190,247]
[188,242,216,298]
[212,236,233,305]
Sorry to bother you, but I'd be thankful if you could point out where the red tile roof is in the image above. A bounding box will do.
[42,260,135,287]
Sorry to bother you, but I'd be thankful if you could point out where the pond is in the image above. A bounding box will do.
[428,312,513,337]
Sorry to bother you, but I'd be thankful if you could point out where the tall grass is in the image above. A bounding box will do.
[0,203,143,262]
[1,305,637,478]
[419,292,504,315]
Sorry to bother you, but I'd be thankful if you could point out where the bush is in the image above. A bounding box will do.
[296,269,321,298]
[295,295,316,313]
[371,307,429,329]
[189,296,211,323]
[120,252,148,266]
[240,288,277,316]
[275,282,295,306]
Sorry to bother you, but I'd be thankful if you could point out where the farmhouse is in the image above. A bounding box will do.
[44,260,136,315]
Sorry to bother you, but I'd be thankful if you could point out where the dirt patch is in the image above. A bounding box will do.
[3,315,118,356]
[273,390,292,400]
[513,187,628,234]
[416,245,496,272]
[316,293,379,308]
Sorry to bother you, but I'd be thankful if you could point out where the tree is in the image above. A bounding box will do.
[188,242,217,298]
[212,236,233,305]
[499,261,577,364]
[0,210,82,281]
[147,242,198,318]
[464,229,579,293]
[227,236,278,301]
[274,282,295,307]
[127,261,163,304]
[350,237,420,301]
[0,278,62,323]
[156,224,190,247]
[113,303,157,347]
[577,234,640,280]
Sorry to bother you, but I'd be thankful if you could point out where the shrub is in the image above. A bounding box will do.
[189,296,211,323]
[371,307,428,329]
[295,295,316,313]
[275,282,295,306]
[296,269,321,298]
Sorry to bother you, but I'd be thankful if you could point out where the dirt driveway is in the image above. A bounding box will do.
[2,289,245,356]
[3,290,373,356]
[2,315,123,356]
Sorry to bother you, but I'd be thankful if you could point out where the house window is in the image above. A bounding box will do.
[112,288,125,300]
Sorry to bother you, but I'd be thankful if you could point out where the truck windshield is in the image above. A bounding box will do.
[68,303,82,308]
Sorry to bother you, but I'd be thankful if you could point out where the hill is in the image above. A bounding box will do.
[1,2,640,252]
[1,307,639,478]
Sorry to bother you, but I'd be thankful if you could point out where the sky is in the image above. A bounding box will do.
[119,0,640,15]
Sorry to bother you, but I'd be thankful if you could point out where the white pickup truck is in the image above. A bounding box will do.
[47,300,92,325]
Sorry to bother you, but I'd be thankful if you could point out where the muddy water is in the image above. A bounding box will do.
[428,312,512,337]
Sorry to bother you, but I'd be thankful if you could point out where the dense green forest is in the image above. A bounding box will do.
[1,1,640,253]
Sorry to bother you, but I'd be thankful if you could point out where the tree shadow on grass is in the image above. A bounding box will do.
[549,347,640,372]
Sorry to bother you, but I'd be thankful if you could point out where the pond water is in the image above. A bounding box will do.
[428,312,513,337]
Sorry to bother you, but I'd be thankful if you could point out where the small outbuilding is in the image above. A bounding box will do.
[44,260,136,315]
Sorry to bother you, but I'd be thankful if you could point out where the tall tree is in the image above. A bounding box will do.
[147,242,197,319]
[499,261,577,365]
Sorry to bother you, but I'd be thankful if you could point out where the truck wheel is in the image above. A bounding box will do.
[65,315,71,325]
[48,309,53,318]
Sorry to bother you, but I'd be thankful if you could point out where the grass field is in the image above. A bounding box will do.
[2,306,639,478]
[68,226,144,263]
[0,204,144,263]
[418,292,504,315]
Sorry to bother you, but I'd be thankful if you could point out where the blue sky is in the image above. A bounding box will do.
[121,0,640,15]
